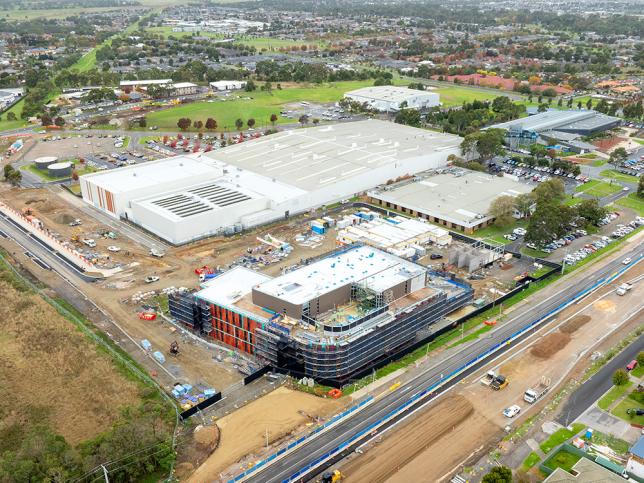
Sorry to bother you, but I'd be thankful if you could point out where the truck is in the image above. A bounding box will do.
[81,238,96,248]
[149,248,165,258]
[616,283,633,296]
[491,375,509,391]
[480,370,497,387]
[524,376,551,403]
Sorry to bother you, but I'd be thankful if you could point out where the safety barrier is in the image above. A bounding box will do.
[270,254,642,483]
[179,392,223,420]
[229,396,374,482]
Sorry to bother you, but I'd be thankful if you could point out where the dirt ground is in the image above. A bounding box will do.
[0,274,142,447]
[185,386,346,482]
[342,395,498,483]
[339,249,644,482]
[175,424,221,481]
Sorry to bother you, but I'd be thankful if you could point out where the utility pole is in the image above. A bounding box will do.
[102,465,109,483]
[265,428,269,449]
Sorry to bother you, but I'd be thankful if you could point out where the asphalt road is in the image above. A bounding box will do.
[247,245,643,483]
[556,334,644,427]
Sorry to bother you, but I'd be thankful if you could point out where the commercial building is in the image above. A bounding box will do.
[169,245,473,383]
[80,120,462,244]
[172,82,198,96]
[344,86,440,112]
[627,436,644,479]
[120,79,172,89]
[489,109,621,152]
[209,80,247,91]
[367,169,532,233]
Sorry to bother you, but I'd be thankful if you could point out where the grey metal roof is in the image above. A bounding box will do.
[489,109,620,133]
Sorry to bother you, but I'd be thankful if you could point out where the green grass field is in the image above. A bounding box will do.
[434,85,501,107]
[522,452,541,471]
[601,169,640,184]
[598,381,632,410]
[0,99,28,132]
[564,197,584,206]
[540,423,585,454]
[146,27,325,49]
[473,220,527,245]
[141,81,504,132]
[575,180,622,198]
[615,193,644,216]
[612,390,644,426]
[544,449,581,473]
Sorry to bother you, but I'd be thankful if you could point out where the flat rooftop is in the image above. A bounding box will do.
[345,85,437,103]
[489,109,620,133]
[81,155,218,194]
[196,266,272,316]
[254,245,426,305]
[369,170,532,227]
[340,216,450,248]
[203,119,461,192]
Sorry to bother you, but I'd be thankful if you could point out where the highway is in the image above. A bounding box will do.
[245,244,643,483]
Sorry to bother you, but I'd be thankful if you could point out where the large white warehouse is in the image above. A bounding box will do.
[344,86,440,112]
[80,119,461,244]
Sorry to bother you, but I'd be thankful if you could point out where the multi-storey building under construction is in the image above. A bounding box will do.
[169,245,473,385]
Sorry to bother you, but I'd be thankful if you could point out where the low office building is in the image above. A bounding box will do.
[172,82,198,96]
[209,80,247,91]
[80,120,462,244]
[120,79,172,89]
[368,169,532,233]
[169,245,473,384]
[344,86,440,112]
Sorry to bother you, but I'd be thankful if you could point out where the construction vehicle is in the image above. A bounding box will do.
[69,219,82,227]
[321,470,344,483]
[149,248,165,258]
[169,341,180,357]
[616,283,633,296]
[145,275,160,283]
[524,376,551,403]
[82,238,96,248]
[491,374,508,391]
[480,370,497,386]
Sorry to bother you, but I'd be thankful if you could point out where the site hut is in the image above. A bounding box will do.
[367,169,533,234]
[343,85,440,112]
[209,80,247,91]
[79,119,462,245]
[489,109,621,152]
[169,245,473,384]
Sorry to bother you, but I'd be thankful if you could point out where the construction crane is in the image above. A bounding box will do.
[169,341,180,357]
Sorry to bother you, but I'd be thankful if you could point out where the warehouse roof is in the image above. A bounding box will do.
[345,86,436,103]
[203,119,461,191]
[81,156,218,193]
[254,245,425,305]
[369,169,532,228]
[489,109,620,133]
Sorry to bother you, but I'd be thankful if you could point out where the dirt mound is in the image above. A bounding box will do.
[54,213,76,225]
[531,332,571,359]
[174,462,195,480]
[560,315,591,334]
[194,424,219,447]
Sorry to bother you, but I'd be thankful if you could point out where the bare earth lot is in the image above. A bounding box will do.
[186,386,346,482]
[0,274,141,447]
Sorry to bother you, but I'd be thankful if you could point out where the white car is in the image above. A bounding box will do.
[107,246,121,252]
[622,258,632,265]
[503,405,521,418]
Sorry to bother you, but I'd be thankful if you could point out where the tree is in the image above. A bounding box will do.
[235,118,244,130]
[298,114,309,126]
[514,192,536,218]
[525,202,574,246]
[71,170,79,182]
[609,147,628,167]
[40,114,52,126]
[394,108,422,128]
[247,118,256,129]
[54,116,65,127]
[244,80,256,92]
[489,195,516,226]
[205,118,217,131]
[138,117,147,128]
[636,351,644,367]
[638,174,644,197]
[6,111,16,121]
[482,466,512,483]
[193,120,203,130]
[575,199,607,227]
[612,368,629,386]
[586,98,593,110]
[177,118,191,131]
[534,178,566,204]
[460,129,505,160]
[4,166,22,186]
[270,113,278,126]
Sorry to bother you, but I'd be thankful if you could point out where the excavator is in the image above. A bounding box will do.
[321,470,344,482]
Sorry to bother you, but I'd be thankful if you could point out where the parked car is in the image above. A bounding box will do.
[626,360,638,371]
[503,405,521,418]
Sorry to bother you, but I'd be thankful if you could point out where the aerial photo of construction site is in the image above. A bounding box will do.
[1,1,643,482]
